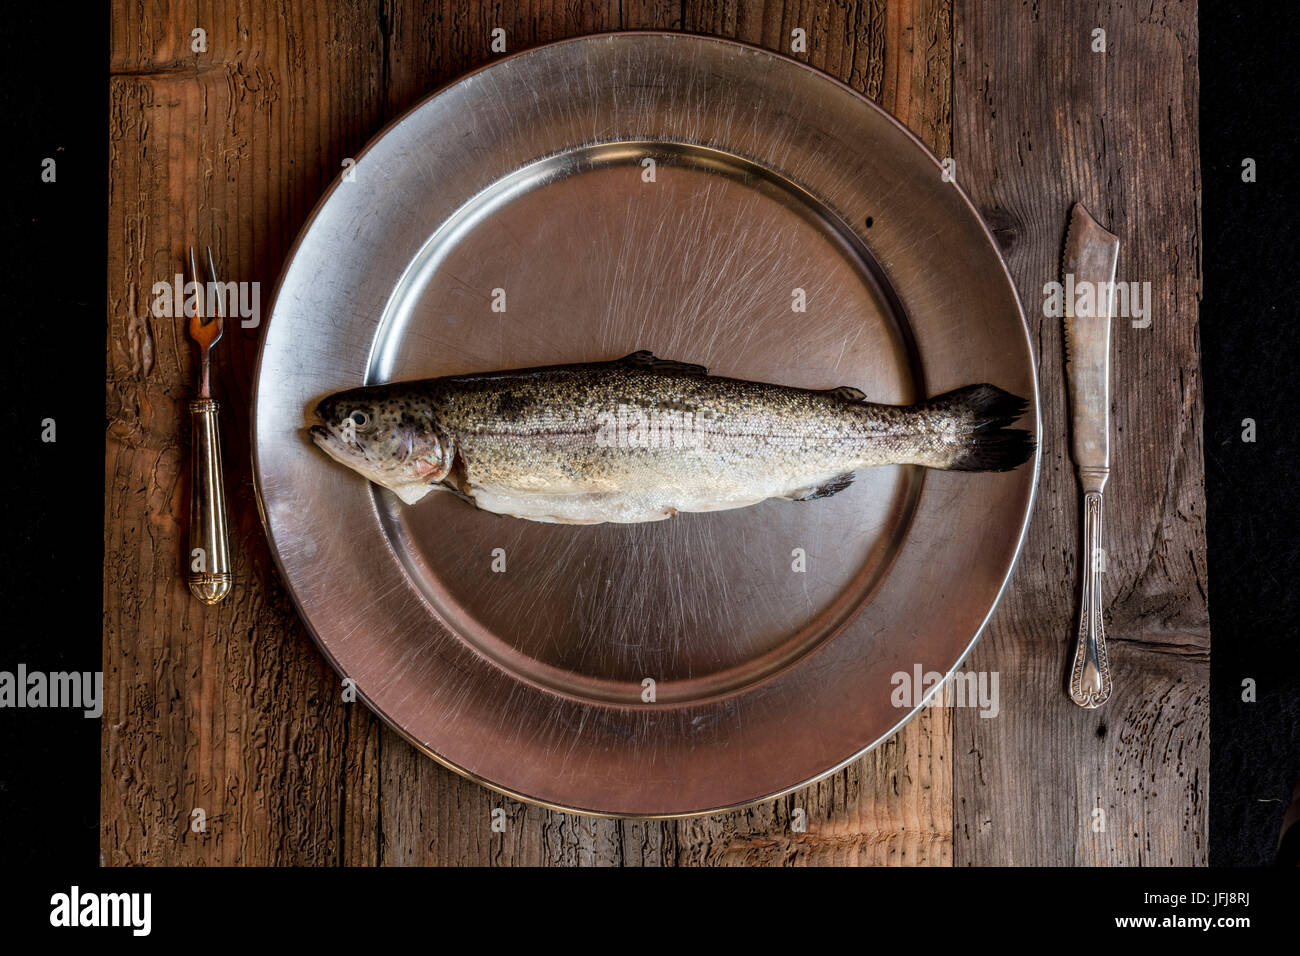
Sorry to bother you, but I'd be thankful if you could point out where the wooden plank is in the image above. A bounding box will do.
[673,0,955,867]
[371,0,646,868]
[366,0,955,867]
[105,0,390,866]
[951,2,1208,865]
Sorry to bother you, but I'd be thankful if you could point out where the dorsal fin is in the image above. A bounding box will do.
[616,350,709,376]
[824,385,867,402]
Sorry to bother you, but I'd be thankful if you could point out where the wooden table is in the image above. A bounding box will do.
[105,0,1206,865]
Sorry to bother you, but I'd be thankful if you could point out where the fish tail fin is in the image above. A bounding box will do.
[920,384,1036,472]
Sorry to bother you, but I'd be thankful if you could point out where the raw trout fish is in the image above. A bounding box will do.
[309,351,1034,524]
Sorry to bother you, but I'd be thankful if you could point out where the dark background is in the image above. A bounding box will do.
[1201,2,1300,865]
[0,4,1294,869]
[0,9,104,865]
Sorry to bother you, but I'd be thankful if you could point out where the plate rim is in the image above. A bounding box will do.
[250,29,1041,819]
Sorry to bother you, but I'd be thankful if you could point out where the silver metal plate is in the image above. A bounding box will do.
[252,33,1039,817]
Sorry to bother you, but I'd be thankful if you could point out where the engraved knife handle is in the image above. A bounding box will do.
[188,398,232,604]
[1069,489,1110,708]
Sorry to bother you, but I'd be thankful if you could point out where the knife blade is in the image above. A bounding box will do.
[1063,202,1118,483]
[1062,202,1119,709]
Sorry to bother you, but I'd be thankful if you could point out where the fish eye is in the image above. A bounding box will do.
[348,410,371,430]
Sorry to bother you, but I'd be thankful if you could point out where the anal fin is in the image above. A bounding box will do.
[792,472,856,501]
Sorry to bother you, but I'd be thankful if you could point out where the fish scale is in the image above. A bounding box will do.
[309,350,1034,524]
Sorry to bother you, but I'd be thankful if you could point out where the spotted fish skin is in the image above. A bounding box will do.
[309,350,1034,523]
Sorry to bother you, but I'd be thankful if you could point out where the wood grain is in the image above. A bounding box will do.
[107,1,391,866]
[673,0,956,868]
[104,0,1204,865]
[950,1,1207,864]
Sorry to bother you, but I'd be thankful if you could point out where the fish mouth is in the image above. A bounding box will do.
[309,423,343,452]
[308,422,364,466]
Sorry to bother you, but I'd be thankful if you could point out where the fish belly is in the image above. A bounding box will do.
[454,435,856,523]
[465,484,793,524]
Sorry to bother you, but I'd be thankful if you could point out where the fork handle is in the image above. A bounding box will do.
[1068,490,1110,708]
[188,398,232,604]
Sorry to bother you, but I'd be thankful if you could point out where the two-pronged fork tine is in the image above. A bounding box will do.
[187,246,225,398]
[185,245,232,605]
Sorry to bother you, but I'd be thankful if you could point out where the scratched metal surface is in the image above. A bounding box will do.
[251,33,1039,817]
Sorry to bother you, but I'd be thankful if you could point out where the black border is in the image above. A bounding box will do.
[0,7,106,868]
[1201,1,1300,865]
[0,0,1295,888]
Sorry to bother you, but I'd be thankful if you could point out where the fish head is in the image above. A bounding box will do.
[309,385,451,504]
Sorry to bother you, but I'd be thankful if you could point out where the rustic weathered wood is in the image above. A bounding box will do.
[104,0,1204,866]
[106,1,394,866]
[950,2,1207,864]
[672,0,956,868]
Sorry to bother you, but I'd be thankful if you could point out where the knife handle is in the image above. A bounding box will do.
[1069,490,1111,708]
[188,398,232,604]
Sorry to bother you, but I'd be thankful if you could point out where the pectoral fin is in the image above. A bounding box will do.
[387,481,439,505]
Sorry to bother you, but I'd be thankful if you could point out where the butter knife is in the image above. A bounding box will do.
[1062,202,1118,709]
